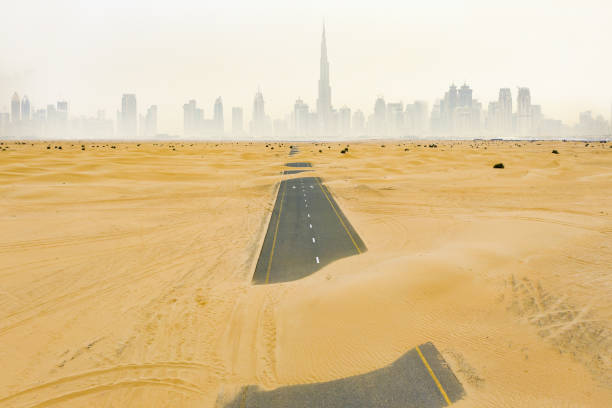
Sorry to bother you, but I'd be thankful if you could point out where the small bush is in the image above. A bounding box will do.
[493,163,504,169]
[552,150,559,154]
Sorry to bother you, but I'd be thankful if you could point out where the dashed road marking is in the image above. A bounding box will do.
[312,237,316,243]
[309,224,312,229]
[316,256,320,264]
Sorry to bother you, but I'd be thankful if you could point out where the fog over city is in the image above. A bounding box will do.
[1,0,611,139]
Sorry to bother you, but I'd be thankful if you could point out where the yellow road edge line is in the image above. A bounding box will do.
[265,179,287,284]
[240,387,247,408]
[316,177,362,254]
[416,345,452,406]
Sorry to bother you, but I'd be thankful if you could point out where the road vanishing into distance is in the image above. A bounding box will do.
[252,161,366,284]
[227,147,464,407]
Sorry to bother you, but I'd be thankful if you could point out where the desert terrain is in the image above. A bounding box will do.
[0,140,611,407]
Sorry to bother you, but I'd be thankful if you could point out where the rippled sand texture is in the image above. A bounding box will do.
[0,140,611,407]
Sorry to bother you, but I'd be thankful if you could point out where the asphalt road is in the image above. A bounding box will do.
[222,342,464,407]
[252,164,366,284]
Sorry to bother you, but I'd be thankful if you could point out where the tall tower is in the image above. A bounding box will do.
[517,87,531,136]
[120,94,137,138]
[251,89,266,137]
[11,92,20,122]
[317,23,332,131]
[214,97,224,133]
[498,88,513,135]
[21,96,31,121]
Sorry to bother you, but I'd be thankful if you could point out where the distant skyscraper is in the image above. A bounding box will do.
[441,84,458,134]
[145,105,157,138]
[316,24,332,132]
[386,102,403,137]
[517,87,531,136]
[294,99,309,137]
[251,89,266,137]
[456,84,474,135]
[458,84,472,108]
[120,94,137,138]
[11,92,20,122]
[530,105,542,136]
[21,96,30,121]
[57,101,68,120]
[338,106,351,137]
[183,99,198,137]
[373,97,386,136]
[352,110,365,136]
[498,88,513,134]
[214,97,224,133]
[232,107,243,135]
[405,101,429,135]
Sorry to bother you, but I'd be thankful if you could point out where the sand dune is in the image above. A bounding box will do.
[0,140,610,407]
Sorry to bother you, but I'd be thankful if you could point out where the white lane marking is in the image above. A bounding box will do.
[292,186,296,189]
[310,185,314,189]
[312,237,316,243]
[316,256,320,264]
[309,223,312,228]
[306,204,308,207]
[307,213,310,218]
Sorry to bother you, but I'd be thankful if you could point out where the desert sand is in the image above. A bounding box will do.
[0,140,611,407]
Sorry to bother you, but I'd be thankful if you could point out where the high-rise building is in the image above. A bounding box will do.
[183,99,198,137]
[386,102,404,137]
[405,101,428,136]
[316,24,332,132]
[251,89,266,137]
[338,106,351,137]
[214,97,224,134]
[21,96,30,121]
[120,94,137,138]
[294,99,309,138]
[530,105,542,136]
[57,101,68,121]
[517,87,531,136]
[455,84,474,136]
[11,92,20,123]
[458,84,472,108]
[373,97,386,136]
[145,105,157,138]
[232,107,243,135]
[352,110,365,136]
[442,84,458,133]
[498,88,513,135]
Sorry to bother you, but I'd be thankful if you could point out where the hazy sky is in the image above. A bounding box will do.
[2,0,611,133]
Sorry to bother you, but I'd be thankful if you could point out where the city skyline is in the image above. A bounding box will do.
[1,1,611,135]
[2,23,611,140]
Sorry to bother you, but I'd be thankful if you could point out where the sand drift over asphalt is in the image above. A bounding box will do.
[0,140,611,407]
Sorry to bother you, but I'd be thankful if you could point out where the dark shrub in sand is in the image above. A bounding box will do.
[552,150,559,154]
[493,163,504,169]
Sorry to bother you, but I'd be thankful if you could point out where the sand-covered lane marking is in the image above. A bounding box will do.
[315,177,362,254]
[416,345,452,405]
[222,342,464,407]
[264,179,287,284]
